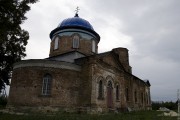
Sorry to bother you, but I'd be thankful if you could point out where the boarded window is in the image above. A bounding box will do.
[73,35,79,48]
[42,74,52,95]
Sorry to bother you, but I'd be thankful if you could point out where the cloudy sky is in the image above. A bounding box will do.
[18,0,180,102]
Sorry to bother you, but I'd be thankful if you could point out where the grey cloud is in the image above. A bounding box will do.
[20,0,180,101]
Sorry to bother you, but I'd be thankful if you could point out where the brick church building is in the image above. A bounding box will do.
[8,13,151,113]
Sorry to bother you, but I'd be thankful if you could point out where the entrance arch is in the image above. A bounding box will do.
[107,81,113,108]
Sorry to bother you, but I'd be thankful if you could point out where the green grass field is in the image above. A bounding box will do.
[0,111,177,120]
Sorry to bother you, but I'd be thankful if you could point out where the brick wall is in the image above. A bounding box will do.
[49,34,98,57]
[8,65,81,108]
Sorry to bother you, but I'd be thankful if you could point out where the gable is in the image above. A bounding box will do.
[98,52,125,71]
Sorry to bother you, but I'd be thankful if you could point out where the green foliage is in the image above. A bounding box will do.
[0,111,177,120]
[0,0,38,92]
[152,101,178,110]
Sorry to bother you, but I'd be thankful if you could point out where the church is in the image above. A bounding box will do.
[8,12,151,113]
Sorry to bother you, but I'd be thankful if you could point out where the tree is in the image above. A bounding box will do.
[152,101,178,110]
[0,0,38,92]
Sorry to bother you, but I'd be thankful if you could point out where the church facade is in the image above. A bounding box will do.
[8,13,151,113]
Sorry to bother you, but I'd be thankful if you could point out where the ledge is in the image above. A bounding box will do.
[13,59,81,71]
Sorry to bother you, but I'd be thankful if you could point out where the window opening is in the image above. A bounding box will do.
[134,90,137,103]
[92,40,96,53]
[98,80,103,99]
[42,74,52,95]
[126,88,129,101]
[54,37,59,50]
[116,85,119,100]
[73,35,79,48]
[141,92,144,104]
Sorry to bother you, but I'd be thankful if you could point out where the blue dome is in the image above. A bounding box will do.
[58,15,94,31]
[50,14,100,41]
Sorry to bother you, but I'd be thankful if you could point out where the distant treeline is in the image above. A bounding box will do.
[152,101,178,110]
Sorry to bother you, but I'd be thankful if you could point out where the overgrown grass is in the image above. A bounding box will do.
[0,110,177,120]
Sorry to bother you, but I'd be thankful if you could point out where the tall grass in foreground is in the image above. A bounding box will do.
[0,110,177,120]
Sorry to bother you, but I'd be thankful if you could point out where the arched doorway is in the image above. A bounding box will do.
[107,81,113,108]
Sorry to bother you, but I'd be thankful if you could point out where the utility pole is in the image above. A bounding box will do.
[178,89,180,120]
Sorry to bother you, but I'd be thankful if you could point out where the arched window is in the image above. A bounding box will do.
[108,81,113,88]
[141,92,144,104]
[92,40,96,53]
[42,74,52,95]
[98,80,103,99]
[126,88,129,101]
[73,35,79,48]
[146,93,149,104]
[116,85,119,100]
[134,90,137,103]
[54,36,59,50]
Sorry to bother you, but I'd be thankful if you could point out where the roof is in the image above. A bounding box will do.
[74,49,151,87]
[58,14,94,31]
[47,50,87,59]
[49,14,100,41]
